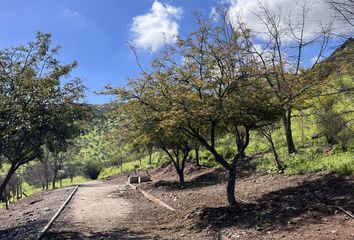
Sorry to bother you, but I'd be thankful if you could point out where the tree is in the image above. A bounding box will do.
[236,0,335,154]
[116,101,193,184]
[327,0,354,27]
[0,33,86,198]
[24,162,48,190]
[257,124,284,173]
[73,113,121,180]
[315,97,352,148]
[110,15,284,205]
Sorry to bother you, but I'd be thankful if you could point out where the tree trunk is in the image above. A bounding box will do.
[283,108,296,154]
[16,182,20,199]
[195,147,200,166]
[269,136,284,173]
[0,164,17,199]
[4,192,9,210]
[149,152,152,165]
[227,168,237,205]
[44,161,49,190]
[52,172,57,189]
[177,169,185,185]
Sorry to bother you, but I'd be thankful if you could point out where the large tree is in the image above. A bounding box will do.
[111,16,284,205]
[0,33,87,197]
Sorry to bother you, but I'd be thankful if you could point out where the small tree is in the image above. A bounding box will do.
[117,101,193,184]
[257,124,285,173]
[234,0,335,154]
[316,97,353,148]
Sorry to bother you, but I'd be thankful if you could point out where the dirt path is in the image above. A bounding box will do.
[43,179,151,239]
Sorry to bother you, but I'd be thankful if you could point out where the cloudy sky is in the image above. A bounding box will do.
[0,0,349,103]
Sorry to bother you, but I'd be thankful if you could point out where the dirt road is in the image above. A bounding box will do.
[43,179,151,239]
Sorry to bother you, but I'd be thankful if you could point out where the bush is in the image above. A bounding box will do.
[83,162,102,180]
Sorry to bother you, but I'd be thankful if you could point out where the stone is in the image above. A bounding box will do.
[128,176,139,184]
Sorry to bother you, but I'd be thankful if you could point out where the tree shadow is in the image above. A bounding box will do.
[43,228,162,240]
[153,168,226,190]
[196,174,354,232]
[0,219,47,240]
[153,158,255,191]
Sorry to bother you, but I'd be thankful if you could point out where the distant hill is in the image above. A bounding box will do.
[315,37,354,78]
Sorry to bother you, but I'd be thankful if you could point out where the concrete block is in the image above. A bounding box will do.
[128,176,139,184]
[138,176,151,183]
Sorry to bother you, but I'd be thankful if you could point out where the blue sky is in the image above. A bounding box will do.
[0,0,218,103]
[0,0,349,104]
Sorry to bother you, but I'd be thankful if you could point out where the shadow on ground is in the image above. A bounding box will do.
[0,219,47,240]
[154,168,226,190]
[153,158,255,191]
[43,228,163,240]
[196,174,354,232]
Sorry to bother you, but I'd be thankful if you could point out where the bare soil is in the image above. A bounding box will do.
[1,161,353,240]
[0,186,75,240]
[132,161,354,240]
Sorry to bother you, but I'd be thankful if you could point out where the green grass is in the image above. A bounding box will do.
[252,148,354,176]
[99,151,168,179]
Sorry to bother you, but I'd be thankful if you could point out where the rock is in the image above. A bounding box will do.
[44,207,51,212]
[26,218,36,223]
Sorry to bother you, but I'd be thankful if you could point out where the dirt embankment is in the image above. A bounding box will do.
[0,186,75,240]
[124,162,354,240]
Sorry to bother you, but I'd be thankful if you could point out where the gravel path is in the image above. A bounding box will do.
[43,179,152,239]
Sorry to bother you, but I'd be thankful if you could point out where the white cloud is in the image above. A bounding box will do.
[62,8,86,25]
[131,1,182,51]
[227,0,350,41]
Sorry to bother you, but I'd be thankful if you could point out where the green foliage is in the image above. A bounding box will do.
[0,32,87,196]
[99,151,168,179]
[253,144,354,176]
[71,113,127,172]
[286,150,354,175]
[83,162,102,180]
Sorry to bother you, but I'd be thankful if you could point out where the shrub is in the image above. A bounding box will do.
[83,162,102,180]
